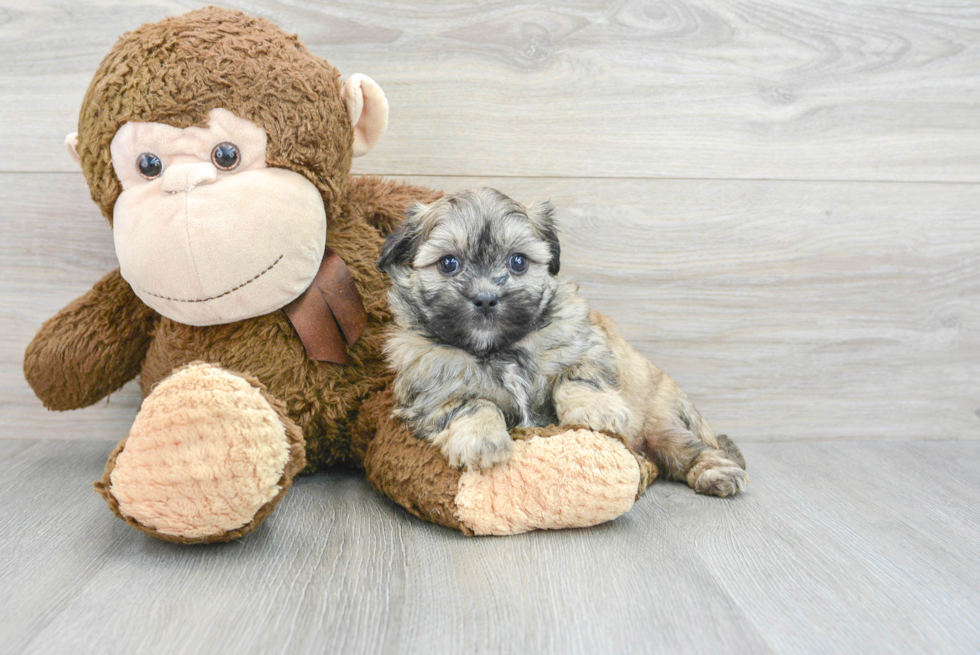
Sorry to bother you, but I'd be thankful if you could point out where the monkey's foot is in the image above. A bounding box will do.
[96,362,305,543]
[454,429,648,535]
[360,390,657,536]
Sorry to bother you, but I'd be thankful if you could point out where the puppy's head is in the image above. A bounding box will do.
[378,188,561,354]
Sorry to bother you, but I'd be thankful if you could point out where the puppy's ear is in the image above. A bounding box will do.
[377,202,425,273]
[527,201,560,275]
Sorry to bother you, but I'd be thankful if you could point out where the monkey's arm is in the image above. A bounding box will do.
[348,175,443,235]
[24,268,159,411]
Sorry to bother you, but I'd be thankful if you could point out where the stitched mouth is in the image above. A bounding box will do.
[138,254,284,303]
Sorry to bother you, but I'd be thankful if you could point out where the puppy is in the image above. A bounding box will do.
[377,188,747,497]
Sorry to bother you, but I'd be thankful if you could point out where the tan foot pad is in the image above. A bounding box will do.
[109,363,292,540]
[455,430,641,536]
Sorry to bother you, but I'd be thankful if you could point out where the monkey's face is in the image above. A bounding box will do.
[379,189,562,354]
[109,108,326,326]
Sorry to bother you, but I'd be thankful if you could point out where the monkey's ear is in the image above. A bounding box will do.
[342,74,388,157]
[527,201,560,275]
[377,203,425,273]
[65,133,81,165]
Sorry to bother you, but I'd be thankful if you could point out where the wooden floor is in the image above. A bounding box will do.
[2,1,979,653]
[2,439,979,654]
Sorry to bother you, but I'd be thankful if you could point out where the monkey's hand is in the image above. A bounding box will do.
[24,268,158,411]
[555,386,636,438]
[429,400,513,470]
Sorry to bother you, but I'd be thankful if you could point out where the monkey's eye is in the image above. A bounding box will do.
[507,253,529,274]
[436,255,461,276]
[211,142,240,171]
[137,153,163,179]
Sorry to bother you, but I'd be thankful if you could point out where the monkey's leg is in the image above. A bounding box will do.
[95,362,305,544]
[354,389,655,536]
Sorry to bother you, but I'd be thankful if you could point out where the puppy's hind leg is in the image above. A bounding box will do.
[644,401,748,497]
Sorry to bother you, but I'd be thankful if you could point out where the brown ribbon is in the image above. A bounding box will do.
[284,247,367,365]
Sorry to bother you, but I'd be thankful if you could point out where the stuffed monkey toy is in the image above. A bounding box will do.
[24,7,653,543]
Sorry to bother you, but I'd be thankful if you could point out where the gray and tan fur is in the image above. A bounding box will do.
[377,188,747,496]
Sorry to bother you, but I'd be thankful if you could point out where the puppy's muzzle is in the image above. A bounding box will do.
[471,291,499,316]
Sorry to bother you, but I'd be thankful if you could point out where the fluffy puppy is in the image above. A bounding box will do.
[377,188,747,497]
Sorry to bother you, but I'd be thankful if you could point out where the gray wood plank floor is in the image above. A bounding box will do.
[2,0,979,653]
[2,439,979,655]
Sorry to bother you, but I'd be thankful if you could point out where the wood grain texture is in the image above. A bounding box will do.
[2,2,978,654]
[652,440,980,654]
[2,439,979,654]
[4,173,977,441]
[2,0,980,180]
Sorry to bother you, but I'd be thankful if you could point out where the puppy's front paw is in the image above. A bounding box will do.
[558,391,635,436]
[440,426,514,470]
[430,403,514,470]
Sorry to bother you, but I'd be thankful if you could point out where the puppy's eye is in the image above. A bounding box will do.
[507,253,529,274]
[137,153,163,179]
[437,255,461,276]
[211,142,240,171]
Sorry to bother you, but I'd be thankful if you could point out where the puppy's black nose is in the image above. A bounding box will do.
[472,291,499,314]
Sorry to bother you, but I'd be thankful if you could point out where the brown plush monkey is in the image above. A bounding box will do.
[24,7,651,542]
